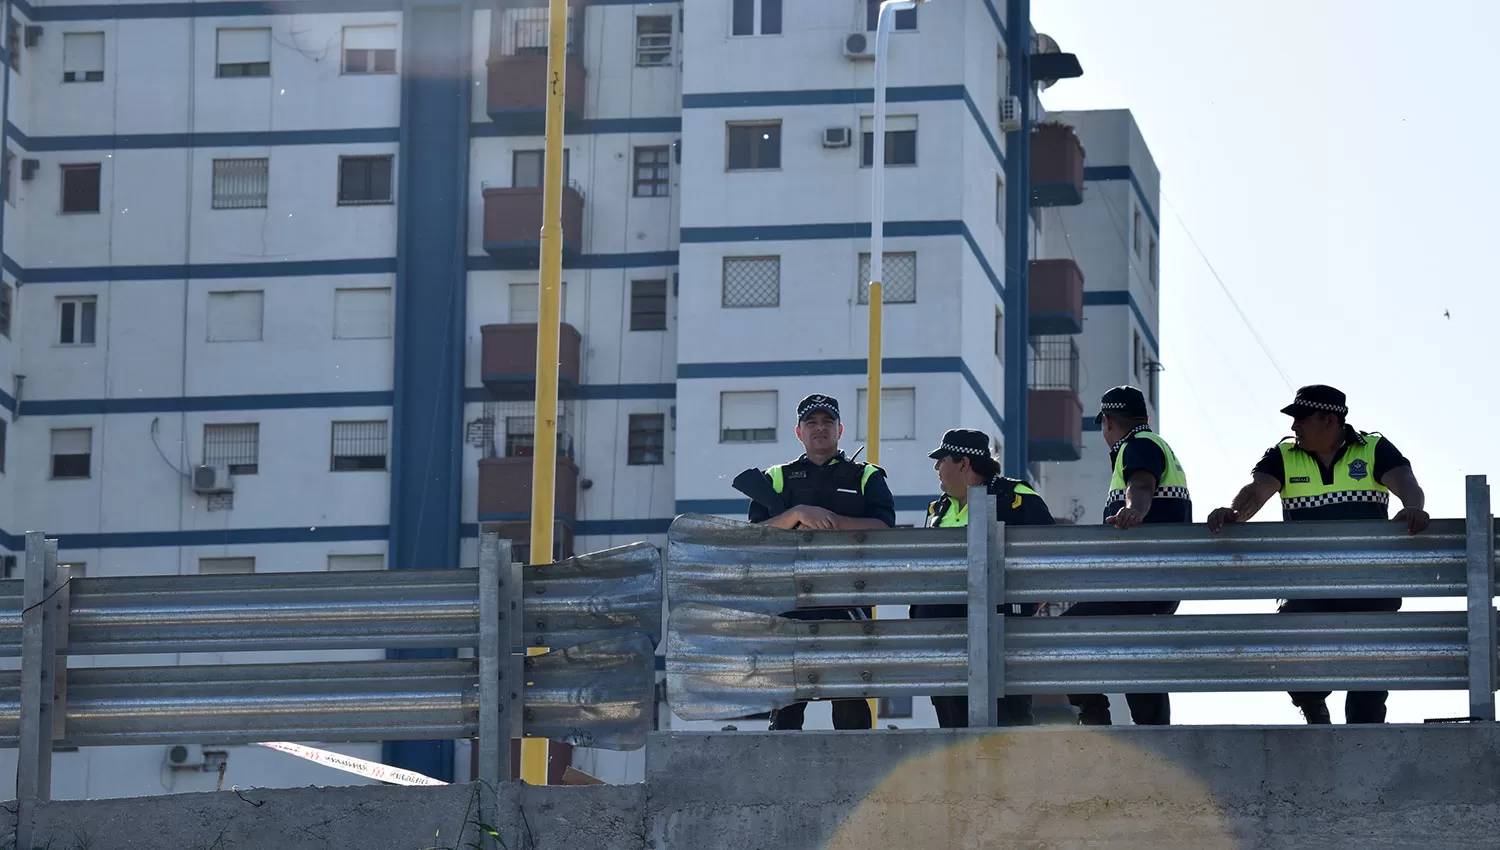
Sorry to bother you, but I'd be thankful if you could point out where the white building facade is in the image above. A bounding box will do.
[0,0,1160,794]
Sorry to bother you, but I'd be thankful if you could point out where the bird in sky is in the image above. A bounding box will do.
[1444,310,1450,319]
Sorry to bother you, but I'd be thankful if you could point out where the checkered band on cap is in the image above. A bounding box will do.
[938,442,988,457]
[1290,397,1347,414]
[800,402,838,417]
[1282,490,1388,511]
[1099,402,1131,411]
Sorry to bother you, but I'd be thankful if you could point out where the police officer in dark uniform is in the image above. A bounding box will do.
[910,428,1054,727]
[1207,385,1429,724]
[746,393,896,730]
[1065,386,1191,726]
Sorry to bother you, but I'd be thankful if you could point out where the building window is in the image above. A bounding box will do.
[206,290,264,342]
[856,252,917,304]
[8,20,19,73]
[1132,206,1143,257]
[199,557,255,575]
[57,296,97,346]
[50,428,92,479]
[204,423,259,475]
[331,421,388,471]
[632,146,670,197]
[726,122,781,171]
[878,696,913,718]
[995,175,1004,228]
[636,15,672,66]
[512,149,570,189]
[4,149,13,206]
[338,155,393,205]
[211,158,268,209]
[866,0,917,31]
[0,281,11,338]
[504,416,535,457]
[855,387,916,441]
[720,391,777,443]
[860,116,917,167]
[722,256,780,308]
[730,0,782,36]
[1133,330,1142,379]
[61,164,101,214]
[342,24,397,74]
[508,282,567,324]
[216,28,271,78]
[630,279,668,331]
[627,414,665,465]
[0,417,7,474]
[1148,235,1158,286]
[334,287,392,339]
[994,308,1004,363]
[328,554,384,571]
[62,32,105,82]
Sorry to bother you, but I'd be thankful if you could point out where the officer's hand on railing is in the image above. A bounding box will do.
[791,505,839,531]
[1106,507,1144,530]
[1393,507,1430,535]
[1206,507,1239,534]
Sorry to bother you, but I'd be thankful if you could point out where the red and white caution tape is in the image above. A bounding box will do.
[255,742,448,787]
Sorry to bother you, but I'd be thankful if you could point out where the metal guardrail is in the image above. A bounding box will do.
[666,475,1498,728]
[7,532,662,848]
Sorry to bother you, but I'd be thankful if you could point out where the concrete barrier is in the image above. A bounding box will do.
[12,726,1500,849]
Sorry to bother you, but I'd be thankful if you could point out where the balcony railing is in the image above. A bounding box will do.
[1028,335,1082,462]
[1028,335,1080,394]
[487,3,587,127]
[482,184,585,263]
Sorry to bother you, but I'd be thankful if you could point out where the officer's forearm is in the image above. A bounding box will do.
[1384,468,1426,512]
[759,509,802,530]
[1124,480,1154,515]
[1228,482,1270,521]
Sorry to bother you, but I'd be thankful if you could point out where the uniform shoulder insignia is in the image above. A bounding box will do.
[1011,493,1024,509]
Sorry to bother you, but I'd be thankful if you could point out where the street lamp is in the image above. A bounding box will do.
[867,0,928,470]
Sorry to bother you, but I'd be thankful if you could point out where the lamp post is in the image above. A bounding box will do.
[866,0,929,729]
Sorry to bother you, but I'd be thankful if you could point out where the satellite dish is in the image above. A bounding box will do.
[1034,32,1062,90]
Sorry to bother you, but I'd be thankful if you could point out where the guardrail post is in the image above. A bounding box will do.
[967,485,1002,727]
[477,533,513,791]
[1465,475,1496,721]
[17,532,60,850]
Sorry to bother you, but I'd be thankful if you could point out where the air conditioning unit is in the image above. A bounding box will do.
[20,159,39,182]
[23,26,42,49]
[192,465,233,495]
[998,95,1023,132]
[822,127,852,149]
[842,32,874,61]
[167,743,205,769]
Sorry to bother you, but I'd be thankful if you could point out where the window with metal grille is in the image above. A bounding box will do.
[62,32,105,82]
[628,414,665,465]
[61,163,101,213]
[199,557,255,575]
[855,387,916,441]
[481,400,576,461]
[632,146,670,197]
[342,25,397,74]
[722,256,780,308]
[512,149,569,189]
[338,155,393,205]
[720,391,777,443]
[866,0,917,31]
[878,696,913,718]
[860,116,917,167]
[57,296,97,345]
[0,281,11,338]
[856,252,916,304]
[211,158,268,209]
[498,6,577,57]
[630,279,667,330]
[504,416,534,457]
[330,421,388,471]
[50,428,92,479]
[636,15,672,66]
[204,423,259,475]
[1028,336,1080,394]
[216,28,270,77]
[726,122,781,171]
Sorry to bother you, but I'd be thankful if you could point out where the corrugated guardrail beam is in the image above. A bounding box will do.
[666,603,1472,720]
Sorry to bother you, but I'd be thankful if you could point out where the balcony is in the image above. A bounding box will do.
[481,322,582,395]
[1030,122,1085,207]
[478,455,579,524]
[1028,259,1085,335]
[1028,336,1082,462]
[483,185,584,264]
[487,3,586,132]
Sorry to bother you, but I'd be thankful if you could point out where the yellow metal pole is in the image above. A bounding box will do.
[522,0,569,786]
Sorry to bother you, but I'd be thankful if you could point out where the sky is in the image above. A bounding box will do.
[1028,0,1500,724]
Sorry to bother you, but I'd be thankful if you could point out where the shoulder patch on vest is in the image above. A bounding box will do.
[1347,458,1369,481]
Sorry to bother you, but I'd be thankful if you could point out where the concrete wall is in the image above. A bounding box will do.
[14,726,1500,849]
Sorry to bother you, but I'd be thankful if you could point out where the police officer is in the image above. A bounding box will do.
[1207,385,1429,724]
[746,393,896,730]
[1065,385,1191,725]
[910,428,1054,727]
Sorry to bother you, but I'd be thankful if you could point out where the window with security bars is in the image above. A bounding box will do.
[204,423,259,475]
[856,252,916,303]
[1028,335,1080,394]
[630,279,667,330]
[720,390,777,443]
[722,256,780,308]
[504,415,534,457]
[212,158,268,209]
[497,7,578,57]
[633,146,670,197]
[628,414,665,465]
[479,400,575,460]
[636,15,672,66]
[330,421,388,471]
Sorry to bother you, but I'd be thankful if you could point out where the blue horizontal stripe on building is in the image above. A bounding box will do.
[0,524,389,553]
[14,0,675,18]
[680,219,1005,301]
[1082,289,1158,355]
[1083,165,1160,234]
